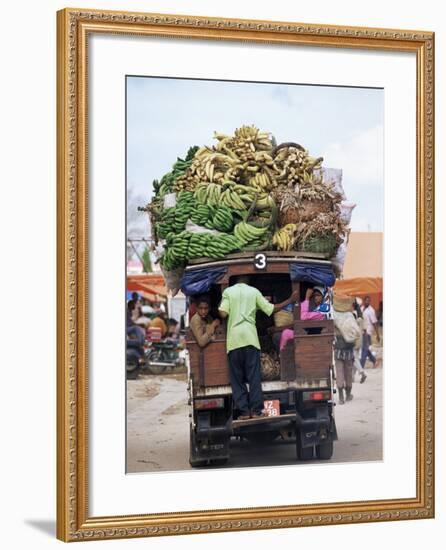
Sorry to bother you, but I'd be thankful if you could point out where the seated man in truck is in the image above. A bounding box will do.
[190,295,220,348]
[218,275,299,420]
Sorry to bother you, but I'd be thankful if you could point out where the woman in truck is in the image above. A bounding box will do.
[279,286,326,351]
[189,295,220,348]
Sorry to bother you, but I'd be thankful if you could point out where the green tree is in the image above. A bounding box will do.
[141,247,153,273]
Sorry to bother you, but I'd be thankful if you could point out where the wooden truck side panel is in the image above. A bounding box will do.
[186,328,230,387]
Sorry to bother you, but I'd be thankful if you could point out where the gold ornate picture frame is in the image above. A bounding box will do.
[57,7,434,542]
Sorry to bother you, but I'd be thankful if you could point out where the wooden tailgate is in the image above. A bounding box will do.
[294,320,334,380]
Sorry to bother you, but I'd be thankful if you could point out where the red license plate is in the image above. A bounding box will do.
[263,399,280,417]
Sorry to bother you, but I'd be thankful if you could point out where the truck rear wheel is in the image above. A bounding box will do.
[315,439,334,460]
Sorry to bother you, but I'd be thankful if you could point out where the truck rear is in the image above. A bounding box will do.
[185,252,337,466]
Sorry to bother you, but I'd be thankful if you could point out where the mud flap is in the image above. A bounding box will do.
[296,405,332,449]
[193,412,230,461]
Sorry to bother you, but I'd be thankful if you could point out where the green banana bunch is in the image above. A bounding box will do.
[194,183,222,206]
[233,220,270,245]
[210,206,234,232]
[156,207,176,239]
[172,191,195,232]
[219,188,247,210]
[157,151,196,198]
[188,232,212,259]
[190,204,211,225]
[205,233,244,259]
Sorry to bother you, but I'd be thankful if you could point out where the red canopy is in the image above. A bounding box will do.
[334,277,383,310]
[127,274,167,302]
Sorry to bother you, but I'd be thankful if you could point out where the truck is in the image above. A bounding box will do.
[184,251,338,467]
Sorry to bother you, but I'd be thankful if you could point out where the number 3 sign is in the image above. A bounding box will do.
[254,253,267,270]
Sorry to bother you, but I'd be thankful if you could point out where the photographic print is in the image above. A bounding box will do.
[125,76,384,473]
[57,9,434,541]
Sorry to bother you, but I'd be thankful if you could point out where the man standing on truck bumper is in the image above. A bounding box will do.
[218,276,299,420]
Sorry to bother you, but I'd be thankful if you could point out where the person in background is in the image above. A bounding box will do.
[333,295,361,404]
[189,295,220,348]
[131,292,143,322]
[166,318,179,339]
[219,275,299,420]
[361,295,380,369]
[352,299,367,383]
[149,311,168,338]
[127,299,145,346]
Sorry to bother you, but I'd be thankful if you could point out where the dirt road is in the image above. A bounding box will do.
[126,368,382,473]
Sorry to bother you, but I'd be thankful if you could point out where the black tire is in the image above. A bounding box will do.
[145,349,168,375]
[126,354,140,380]
[296,430,314,460]
[315,439,334,460]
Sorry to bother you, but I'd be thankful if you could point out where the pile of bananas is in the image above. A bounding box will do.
[148,126,349,271]
[272,224,299,251]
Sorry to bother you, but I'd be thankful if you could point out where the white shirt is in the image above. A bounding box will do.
[362,305,377,335]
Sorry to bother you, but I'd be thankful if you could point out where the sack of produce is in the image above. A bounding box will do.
[160,265,184,297]
[315,167,346,200]
[333,309,361,344]
[332,240,348,277]
[339,202,356,224]
[333,293,354,313]
[273,310,294,327]
[163,192,177,208]
[185,220,224,236]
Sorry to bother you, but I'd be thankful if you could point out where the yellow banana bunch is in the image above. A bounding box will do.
[248,172,272,192]
[272,224,299,251]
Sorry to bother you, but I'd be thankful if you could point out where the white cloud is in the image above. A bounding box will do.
[322,125,384,186]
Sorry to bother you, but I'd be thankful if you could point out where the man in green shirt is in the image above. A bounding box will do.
[218,276,299,419]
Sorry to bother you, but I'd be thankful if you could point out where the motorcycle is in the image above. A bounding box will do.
[144,339,183,375]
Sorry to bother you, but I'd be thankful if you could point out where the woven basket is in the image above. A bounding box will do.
[278,207,301,226]
[260,353,280,381]
[274,310,294,327]
[333,293,354,313]
[299,198,332,222]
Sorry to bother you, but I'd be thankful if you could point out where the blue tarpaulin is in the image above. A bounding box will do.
[181,266,227,296]
[290,263,336,287]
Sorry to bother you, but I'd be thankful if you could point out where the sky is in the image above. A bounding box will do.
[126,76,384,237]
